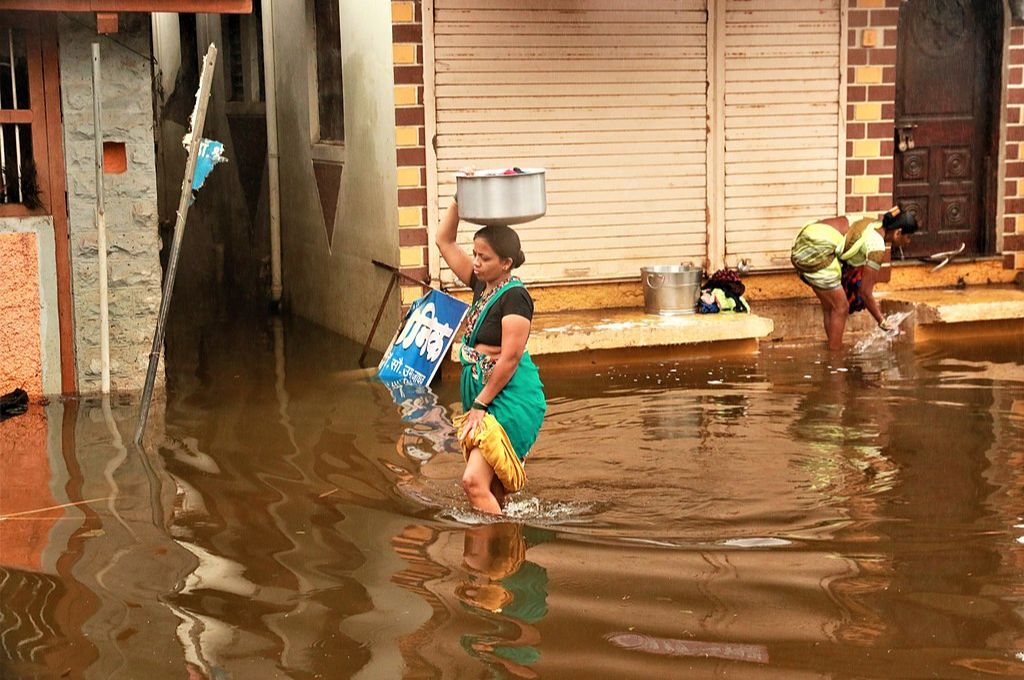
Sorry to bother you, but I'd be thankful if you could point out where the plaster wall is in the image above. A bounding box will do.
[271,0,400,347]
[0,217,62,397]
[58,15,163,393]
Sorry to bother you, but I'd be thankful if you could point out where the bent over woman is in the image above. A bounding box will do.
[791,205,917,350]
[436,198,546,514]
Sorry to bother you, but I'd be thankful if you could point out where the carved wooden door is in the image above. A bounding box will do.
[893,0,1000,257]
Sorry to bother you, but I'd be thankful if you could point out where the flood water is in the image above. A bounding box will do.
[3,315,1024,679]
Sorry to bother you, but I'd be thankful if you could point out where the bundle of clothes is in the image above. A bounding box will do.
[697,269,750,314]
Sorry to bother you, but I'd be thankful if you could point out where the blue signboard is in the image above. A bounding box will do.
[378,288,469,386]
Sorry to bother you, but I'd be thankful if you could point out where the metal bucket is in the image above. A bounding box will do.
[455,168,546,226]
[641,264,702,316]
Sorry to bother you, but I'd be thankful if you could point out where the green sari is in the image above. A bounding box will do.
[459,279,546,461]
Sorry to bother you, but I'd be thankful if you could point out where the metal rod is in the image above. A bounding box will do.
[92,43,110,394]
[135,44,218,445]
[359,271,398,368]
[358,260,433,367]
[9,29,23,201]
[370,258,432,288]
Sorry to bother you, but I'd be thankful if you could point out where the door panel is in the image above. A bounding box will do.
[722,0,842,271]
[893,0,999,257]
[432,0,710,284]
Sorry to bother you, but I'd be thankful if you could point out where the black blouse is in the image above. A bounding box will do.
[468,274,534,347]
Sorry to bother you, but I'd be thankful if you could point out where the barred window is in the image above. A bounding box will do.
[223,7,265,104]
[0,26,40,209]
[313,0,343,143]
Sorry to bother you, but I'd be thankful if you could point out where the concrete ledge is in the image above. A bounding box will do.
[882,286,1024,343]
[528,308,773,357]
[446,309,773,373]
[884,286,1024,324]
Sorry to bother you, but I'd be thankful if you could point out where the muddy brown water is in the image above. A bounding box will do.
[2,316,1023,679]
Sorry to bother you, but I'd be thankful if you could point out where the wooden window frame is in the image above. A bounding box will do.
[0,13,75,393]
[306,0,345,165]
[0,20,52,218]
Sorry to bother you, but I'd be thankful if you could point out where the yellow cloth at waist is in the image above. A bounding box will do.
[453,412,527,493]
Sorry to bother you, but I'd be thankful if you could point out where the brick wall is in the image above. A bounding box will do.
[845,0,899,216]
[392,0,430,305]
[1005,26,1024,270]
[849,0,1023,273]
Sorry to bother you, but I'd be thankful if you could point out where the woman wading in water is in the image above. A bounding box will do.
[436,197,547,515]
[790,205,917,350]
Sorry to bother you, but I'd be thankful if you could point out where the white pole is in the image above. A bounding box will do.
[9,28,24,200]
[92,43,111,394]
[261,0,283,306]
[1,30,10,203]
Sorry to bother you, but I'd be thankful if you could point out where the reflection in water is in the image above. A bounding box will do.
[1,318,1023,678]
[456,523,549,678]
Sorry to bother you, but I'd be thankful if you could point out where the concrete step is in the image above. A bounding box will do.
[883,285,1024,342]
[447,285,1021,373]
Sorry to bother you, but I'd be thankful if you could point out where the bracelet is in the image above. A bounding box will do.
[471,400,488,412]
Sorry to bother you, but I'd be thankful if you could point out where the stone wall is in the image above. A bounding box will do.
[58,16,162,394]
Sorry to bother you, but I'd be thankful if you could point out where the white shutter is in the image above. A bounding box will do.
[433,0,709,284]
[723,0,842,269]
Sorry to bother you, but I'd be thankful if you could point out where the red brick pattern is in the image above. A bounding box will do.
[1005,27,1024,270]
[845,0,900,215]
[392,0,431,304]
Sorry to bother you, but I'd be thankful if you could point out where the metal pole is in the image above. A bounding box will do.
[359,271,398,368]
[135,45,218,444]
[9,28,24,200]
[261,0,283,306]
[92,43,110,394]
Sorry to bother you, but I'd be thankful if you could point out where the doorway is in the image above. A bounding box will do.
[893,0,1003,257]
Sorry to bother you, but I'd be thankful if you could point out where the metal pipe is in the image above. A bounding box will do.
[92,43,111,394]
[261,0,283,306]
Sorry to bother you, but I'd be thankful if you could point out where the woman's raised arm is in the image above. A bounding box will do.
[436,201,474,286]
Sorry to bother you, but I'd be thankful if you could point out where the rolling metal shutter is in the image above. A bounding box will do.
[432,0,710,284]
[722,0,843,270]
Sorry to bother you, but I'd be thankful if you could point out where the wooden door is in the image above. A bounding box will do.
[893,0,1001,257]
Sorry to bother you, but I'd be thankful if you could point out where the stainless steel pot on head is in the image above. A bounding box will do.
[455,168,546,226]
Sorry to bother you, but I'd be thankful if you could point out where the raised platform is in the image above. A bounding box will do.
[443,285,1022,375]
[524,308,774,368]
[883,286,1024,342]
[446,308,774,371]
